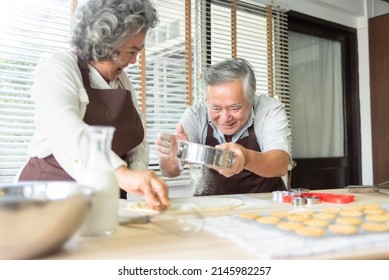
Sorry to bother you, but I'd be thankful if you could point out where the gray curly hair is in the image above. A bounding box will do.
[203,58,256,105]
[71,0,159,62]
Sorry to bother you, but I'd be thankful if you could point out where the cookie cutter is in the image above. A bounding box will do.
[282,192,354,204]
[292,196,306,206]
[282,194,299,203]
[302,193,355,204]
[305,196,320,205]
[272,190,295,202]
[290,188,310,195]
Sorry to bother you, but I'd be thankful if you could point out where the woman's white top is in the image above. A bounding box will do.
[20,50,149,181]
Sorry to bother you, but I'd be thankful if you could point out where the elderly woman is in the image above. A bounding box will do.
[157,58,291,195]
[17,0,170,211]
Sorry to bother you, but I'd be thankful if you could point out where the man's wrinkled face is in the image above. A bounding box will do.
[206,79,251,136]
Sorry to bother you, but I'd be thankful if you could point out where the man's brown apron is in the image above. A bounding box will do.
[193,123,286,195]
[18,56,144,199]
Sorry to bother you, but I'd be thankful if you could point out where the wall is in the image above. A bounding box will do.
[276,0,389,185]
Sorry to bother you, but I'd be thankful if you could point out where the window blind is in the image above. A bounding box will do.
[204,0,291,156]
[0,0,289,185]
[141,0,290,184]
[0,0,72,183]
[206,0,289,99]
[125,0,195,186]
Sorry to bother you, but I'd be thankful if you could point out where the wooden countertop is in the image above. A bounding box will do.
[44,188,389,260]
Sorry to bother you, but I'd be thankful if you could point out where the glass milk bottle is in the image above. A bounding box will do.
[78,125,119,236]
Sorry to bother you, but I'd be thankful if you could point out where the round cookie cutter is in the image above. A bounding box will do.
[305,196,321,205]
[301,192,355,204]
[290,188,310,195]
[292,196,306,206]
[272,190,296,202]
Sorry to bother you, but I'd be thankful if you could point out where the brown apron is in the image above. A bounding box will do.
[18,56,144,199]
[193,123,286,195]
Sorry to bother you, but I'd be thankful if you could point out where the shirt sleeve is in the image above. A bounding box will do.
[256,95,291,155]
[179,102,209,144]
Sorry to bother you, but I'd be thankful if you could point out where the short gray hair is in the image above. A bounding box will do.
[202,58,256,104]
[71,0,159,62]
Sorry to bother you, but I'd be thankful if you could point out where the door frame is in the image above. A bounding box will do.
[287,11,362,189]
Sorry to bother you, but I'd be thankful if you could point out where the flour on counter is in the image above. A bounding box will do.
[121,197,245,214]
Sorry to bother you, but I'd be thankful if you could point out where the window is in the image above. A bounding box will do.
[0,0,289,184]
[0,0,72,183]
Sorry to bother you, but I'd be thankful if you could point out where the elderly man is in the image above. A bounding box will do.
[156,58,291,195]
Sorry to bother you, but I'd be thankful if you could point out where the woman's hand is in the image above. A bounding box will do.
[115,166,170,211]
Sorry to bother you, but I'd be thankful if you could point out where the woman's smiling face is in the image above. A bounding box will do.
[206,79,251,136]
[90,32,146,82]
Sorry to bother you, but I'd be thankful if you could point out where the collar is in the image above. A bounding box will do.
[207,106,255,143]
[87,64,120,89]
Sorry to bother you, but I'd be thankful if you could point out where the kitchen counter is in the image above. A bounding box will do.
[44,188,389,260]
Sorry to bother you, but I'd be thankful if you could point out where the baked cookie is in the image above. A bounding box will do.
[238,213,260,220]
[363,208,386,215]
[287,214,311,222]
[328,224,358,235]
[304,219,330,228]
[294,211,315,217]
[255,216,281,225]
[335,217,363,226]
[365,214,389,223]
[362,204,381,210]
[295,226,325,237]
[321,208,341,214]
[277,221,304,231]
[312,212,336,220]
[361,223,389,232]
[338,210,363,217]
[342,205,364,211]
[271,211,291,218]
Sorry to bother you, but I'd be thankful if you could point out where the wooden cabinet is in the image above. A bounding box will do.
[369,13,389,184]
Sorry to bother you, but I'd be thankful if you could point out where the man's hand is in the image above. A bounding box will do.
[175,123,189,141]
[156,123,189,160]
[211,143,246,177]
[156,132,176,159]
[214,143,289,178]
[155,123,190,178]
